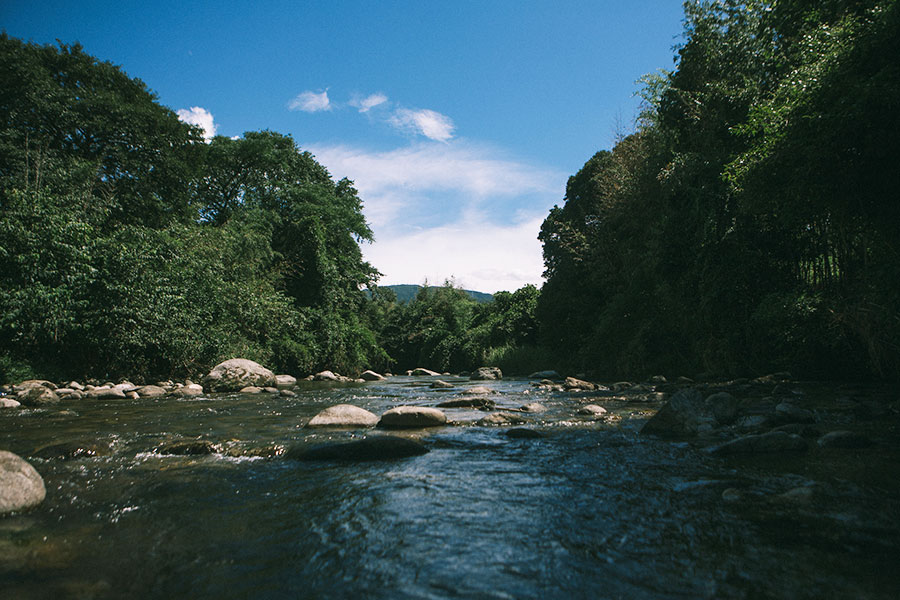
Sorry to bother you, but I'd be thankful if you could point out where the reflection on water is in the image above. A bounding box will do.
[1,377,898,599]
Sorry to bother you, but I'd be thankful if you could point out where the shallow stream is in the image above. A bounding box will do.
[2,377,898,599]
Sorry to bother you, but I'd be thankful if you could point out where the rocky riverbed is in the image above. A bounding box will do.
[1,365,899,598]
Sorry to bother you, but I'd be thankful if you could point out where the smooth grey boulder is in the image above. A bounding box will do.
[287,436,428,461]
[307,404,379,428]
[0,398,22,408]
[170,384,203,398]
[379,406,447,429]
[360,370,385,382]
[275,374,297,388]
[239,386,263,394]
[709,431,808,455]
[313,370,339,381]
[577,404,608,416]
[470,366,502,381]
[461,386,496,396]
[202,358,276,392]
[520,402,548,413]
[136,385,168,398]
[86,387,127,400]
[430,380,454,389]
[0,451,46,514]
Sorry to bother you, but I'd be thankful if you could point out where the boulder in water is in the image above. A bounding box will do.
[360,370,385,381]
[136,385,167,398]
[477,412,529,426]
[379,406,447,429]
[0,398,22,408]
[32,441,110,460]
[0,451,46,514]
[436,397,495,410]
[306,404,379,428]
[577,404,607,417]
[17,386,60,406]
[410,368,441,377]
[287,436,428,461]
[709,431,808,455]
[275,374,297,388]
[202,358,276,392]
[155,439,219,456]
[817,430,873,449]
[563,377,597,391]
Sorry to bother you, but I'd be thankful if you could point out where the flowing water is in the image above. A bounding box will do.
[1,377,898,599]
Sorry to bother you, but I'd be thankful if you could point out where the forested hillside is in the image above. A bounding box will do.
[537,0,899,379]
[0,34,386,381]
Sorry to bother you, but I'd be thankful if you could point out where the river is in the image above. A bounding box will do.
[1,376,898,599]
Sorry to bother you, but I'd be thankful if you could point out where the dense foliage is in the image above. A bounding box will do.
[538,0,900,379]
[0,35,384,382]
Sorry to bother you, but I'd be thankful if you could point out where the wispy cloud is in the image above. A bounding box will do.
[388,108,455,142]
[350,92,388,113]
[309,140,566,292]
[288,90,331,112]
[176,106,217,141]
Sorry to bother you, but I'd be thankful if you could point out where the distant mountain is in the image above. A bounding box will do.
[377,284,494,304]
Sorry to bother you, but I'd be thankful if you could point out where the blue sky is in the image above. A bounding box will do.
[2,0,686,293]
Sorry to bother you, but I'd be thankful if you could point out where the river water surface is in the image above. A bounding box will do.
[1,376,898,599]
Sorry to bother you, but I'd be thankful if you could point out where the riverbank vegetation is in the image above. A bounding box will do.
[2,0,897,383]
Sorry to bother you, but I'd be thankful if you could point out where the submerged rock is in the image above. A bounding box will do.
[306,404,379,428]
[709,431,808,455]
[430,380,454,389]
[0,451,46,515]
[520,402,548,413]
[470,366,503,381]
[32,441,110,460]
[154,439,219,456]
[287,436,428,461]
[505,428,545,439]
[436,397,496,410]
[379,406,447,429]
[817,430,873,449]
[202,358,276,392]
[476,412,529,426]
[170,384,203,398]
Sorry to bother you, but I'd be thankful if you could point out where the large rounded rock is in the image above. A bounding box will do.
[136,385,168,398]
[306,404,379,428]
[0,451,46,515]
[202,358,276,392]
[379,406,447,429]
[360,370,385,382]
[287,436,428,461]
[86,387,127,400]
[410,368,441,377]
[275,374,297,389]
[16,386,60,407]
[470,366,502,381]
[0,398,22,408]
[641,389,711,437]
[436,397,496,410]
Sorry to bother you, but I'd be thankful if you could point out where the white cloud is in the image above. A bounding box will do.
[350,92,388,113]
[288,90,331,112]
[388,108,455,142]
[309,140,566,293]
[176,106,217,141]
[362,215,547,294]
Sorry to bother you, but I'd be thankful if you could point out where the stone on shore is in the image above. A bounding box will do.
[313,371,339,381]
[86,387,127,400]
[0,398,22,408]
[306,404,379,428]
[0,451,46,515]
[379,406,447,429]
[709,431,808,455]
[16,386,60,407]
[202,358,276,392]
[470,366,502,381]
[170,384,203,398]
[287,436,428,461]
[136,385,168,398]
